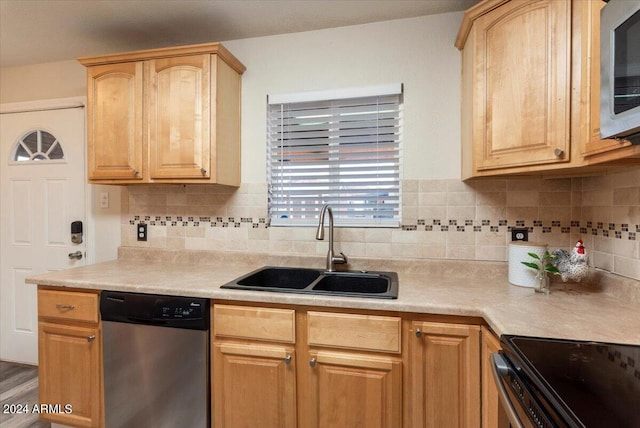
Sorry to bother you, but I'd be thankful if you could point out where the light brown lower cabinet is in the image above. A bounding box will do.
[212,342,297,428]
[409,321,481,428]
[34,292,494,428]
[37,288,102,428]
[306,350,402,428]
[35,294,490,428]
[212,303,485,428]
[211,304,297,427]
[481,326,503,428]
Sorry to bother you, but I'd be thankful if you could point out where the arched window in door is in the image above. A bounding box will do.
[11,129,65,162]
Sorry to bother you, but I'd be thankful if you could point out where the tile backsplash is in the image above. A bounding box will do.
[121,168,640,280]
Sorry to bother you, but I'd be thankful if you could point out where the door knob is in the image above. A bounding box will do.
[68,251,83,260]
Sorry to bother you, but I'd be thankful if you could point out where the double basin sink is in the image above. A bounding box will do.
[221,266,398,299]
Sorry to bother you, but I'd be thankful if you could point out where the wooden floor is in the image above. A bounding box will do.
[0,361,50,428]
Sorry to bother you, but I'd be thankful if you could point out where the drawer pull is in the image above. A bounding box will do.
[415,328,422,338]
[87,335,96,342]
[56,304,75,311]
[285,355,292,365]
[309,358,316,368]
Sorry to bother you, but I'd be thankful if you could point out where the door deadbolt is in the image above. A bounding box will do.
[71,221,83,244]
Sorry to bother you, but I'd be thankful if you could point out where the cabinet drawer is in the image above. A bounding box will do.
[307,311,401,353]
[38,289,99,323]
[213,304,295,343]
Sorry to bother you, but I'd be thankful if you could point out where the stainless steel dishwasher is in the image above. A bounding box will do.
[100,291,210,428]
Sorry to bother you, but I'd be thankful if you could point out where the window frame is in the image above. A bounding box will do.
[9,129,67,164]
[267,84,403,228]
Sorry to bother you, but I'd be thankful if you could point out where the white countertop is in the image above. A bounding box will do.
[26,248,640,345]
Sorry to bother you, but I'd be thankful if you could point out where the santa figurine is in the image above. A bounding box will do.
[552,240,589,282]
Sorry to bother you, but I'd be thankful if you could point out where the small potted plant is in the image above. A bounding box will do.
[521,251,560,294]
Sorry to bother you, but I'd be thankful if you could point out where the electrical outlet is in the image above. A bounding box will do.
[511,228,528,242]
[137,223,147,241]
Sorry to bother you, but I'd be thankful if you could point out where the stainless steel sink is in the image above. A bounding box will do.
[222,266,398,299]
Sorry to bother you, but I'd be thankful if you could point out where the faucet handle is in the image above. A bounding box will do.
[334,252,348,265]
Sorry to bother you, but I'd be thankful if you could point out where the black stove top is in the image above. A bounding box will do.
[501,335,640,428]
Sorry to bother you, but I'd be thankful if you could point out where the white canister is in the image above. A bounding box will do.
[508,242,548,288]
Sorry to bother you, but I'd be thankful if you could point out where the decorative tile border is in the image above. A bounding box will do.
[131,215,270,229]
[129,215,638,241]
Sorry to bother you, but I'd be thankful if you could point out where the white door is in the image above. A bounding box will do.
[0,100,86,364]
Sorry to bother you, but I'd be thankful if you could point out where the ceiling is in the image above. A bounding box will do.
[0,0,477,68]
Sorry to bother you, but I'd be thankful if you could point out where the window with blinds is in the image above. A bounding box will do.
[267,84,402,227]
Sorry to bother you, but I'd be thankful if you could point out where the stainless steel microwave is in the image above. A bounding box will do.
[600,0,640,141]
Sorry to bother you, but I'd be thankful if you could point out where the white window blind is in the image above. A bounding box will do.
[268,85,402,227]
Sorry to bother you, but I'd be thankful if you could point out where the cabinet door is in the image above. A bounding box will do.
[481,327,503,428]
[87,62,143,180]
[38,322,101,428]
[212,342,296,428]
[473,0,571,170]
[147,54,211,179]
[306,350,402,428]
[410,321,480,428]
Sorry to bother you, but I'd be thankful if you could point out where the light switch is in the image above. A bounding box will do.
[100,192,109,208]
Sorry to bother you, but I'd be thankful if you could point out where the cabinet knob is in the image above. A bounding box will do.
[200,168,207,175]
[285,355,292,365]
[132,169,139,176]
[309,358,316,368]
[554,148,565,157]
[87,335,96,342]
[56,304,75,311]
[415,328,422,338]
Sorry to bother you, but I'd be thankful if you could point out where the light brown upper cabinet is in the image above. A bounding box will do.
[79,43,245,185]
[456,0,640,179]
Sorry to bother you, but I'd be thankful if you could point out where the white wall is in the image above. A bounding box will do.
[1,12,464,182]
[224,12,464,181]
[0,60,85,102]
[0,12,463,261]
[88,184,122,263]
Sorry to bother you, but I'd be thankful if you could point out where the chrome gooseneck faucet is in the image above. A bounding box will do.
[316,204,348,272]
